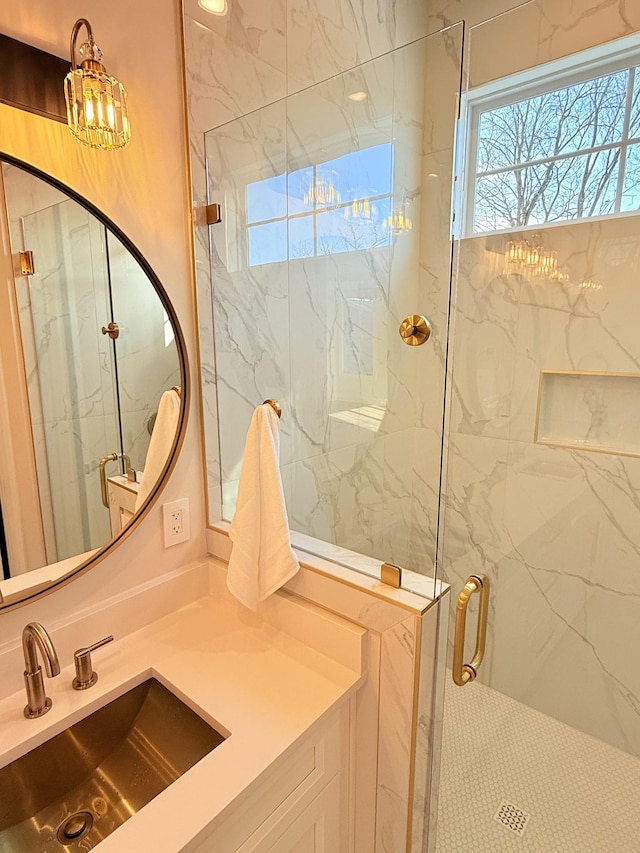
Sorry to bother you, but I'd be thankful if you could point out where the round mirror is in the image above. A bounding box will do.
[0,154,188,609]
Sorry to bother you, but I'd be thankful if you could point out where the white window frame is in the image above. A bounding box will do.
[459,32,640,238]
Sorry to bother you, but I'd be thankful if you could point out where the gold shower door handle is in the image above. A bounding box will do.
[452,574,490,686]
[98,453,133,508]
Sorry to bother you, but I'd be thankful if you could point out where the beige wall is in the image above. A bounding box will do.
[0,2,206,635]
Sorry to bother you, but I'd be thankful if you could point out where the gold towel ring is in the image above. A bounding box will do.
[263,399,282,419]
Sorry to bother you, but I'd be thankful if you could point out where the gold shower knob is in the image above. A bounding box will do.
[399,314,431,346]
[101,321,120,340]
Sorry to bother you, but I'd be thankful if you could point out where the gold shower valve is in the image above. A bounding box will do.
[399,314,431,346]
[101,321,120,340]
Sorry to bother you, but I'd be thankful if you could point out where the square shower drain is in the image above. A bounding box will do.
[494,800,530,837]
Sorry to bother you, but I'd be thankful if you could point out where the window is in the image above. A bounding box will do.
[246,143,394,267]
[464,38,640,235]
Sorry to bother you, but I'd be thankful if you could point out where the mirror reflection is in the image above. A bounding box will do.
[0,159,182,586]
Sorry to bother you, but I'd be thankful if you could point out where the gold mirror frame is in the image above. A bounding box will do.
[0,153,189,613]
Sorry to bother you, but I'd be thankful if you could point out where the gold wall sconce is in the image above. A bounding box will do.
[64,18,130,151]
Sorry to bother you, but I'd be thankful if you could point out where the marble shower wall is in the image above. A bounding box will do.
[185,0,463,575]
[443,0,640,754]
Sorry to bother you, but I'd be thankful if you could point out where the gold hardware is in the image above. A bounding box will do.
[205,203,222,225]
[101,321,120,340]
[263,399,282,419]
[381,562,402,588]
[399,314,431,346]
[64,18,131,151]
[18,250,35,276]
[99,453,132,507]
[452,574,490,686]
[99,453,118,507]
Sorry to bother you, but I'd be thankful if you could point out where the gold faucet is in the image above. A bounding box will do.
[22,622,61,719]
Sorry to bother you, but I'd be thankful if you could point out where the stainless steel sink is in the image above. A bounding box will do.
[0,678,226,850]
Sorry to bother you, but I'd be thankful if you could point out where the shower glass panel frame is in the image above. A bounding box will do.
[204,26,464,595]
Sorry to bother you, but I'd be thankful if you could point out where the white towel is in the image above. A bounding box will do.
[227,404,299,610]
[134,388,181,511]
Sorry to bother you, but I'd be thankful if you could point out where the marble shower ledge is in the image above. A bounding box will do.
[206,522,448,609]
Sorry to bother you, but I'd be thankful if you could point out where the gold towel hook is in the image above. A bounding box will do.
[263,399,282,419]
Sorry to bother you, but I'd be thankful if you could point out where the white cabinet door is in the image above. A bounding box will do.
[265,775,342,853]
[186,707,347,853]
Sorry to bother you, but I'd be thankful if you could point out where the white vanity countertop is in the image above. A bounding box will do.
[0,588,366,852]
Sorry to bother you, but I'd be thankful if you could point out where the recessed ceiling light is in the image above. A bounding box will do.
[348,91,368,102]
[198,0,228,15]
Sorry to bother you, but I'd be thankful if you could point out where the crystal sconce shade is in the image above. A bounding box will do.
[504,234,568,282]
[64,18,130,151]
[304,171,341,208]
[387,202,413,235]
[344,199,377,222]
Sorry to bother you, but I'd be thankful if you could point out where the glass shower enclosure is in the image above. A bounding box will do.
[435,5,640,852]
[204,26,463,592]
[199,1,640,850]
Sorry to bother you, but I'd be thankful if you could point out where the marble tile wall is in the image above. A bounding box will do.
[186,0,463,579]
[443,0,640,755]
[445,222,640,755]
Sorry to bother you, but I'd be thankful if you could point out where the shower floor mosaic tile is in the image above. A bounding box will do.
[435,677,640,852]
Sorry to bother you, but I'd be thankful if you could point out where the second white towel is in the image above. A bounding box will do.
[227,403,299,610]
[135,387,181,512]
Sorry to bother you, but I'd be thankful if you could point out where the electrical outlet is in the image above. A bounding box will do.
[162,498,190,547]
